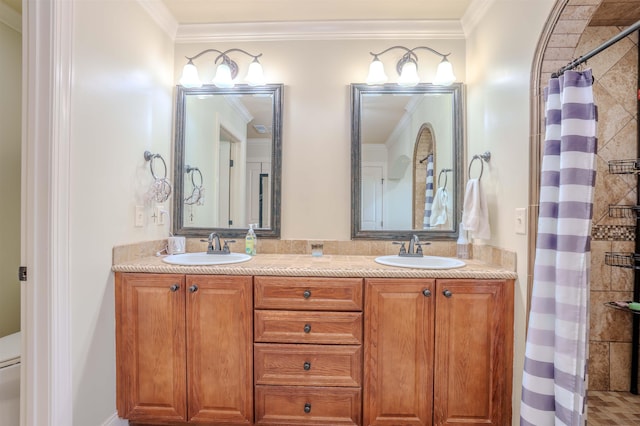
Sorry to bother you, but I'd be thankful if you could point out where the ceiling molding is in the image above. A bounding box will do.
[137,0,178,40]
[175,20,465,43]
[461,0,496,37]
[0,2,21,33]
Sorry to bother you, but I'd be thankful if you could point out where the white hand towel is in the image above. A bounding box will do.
[429,187,448,227]
[461,178,490,240]
[423,155,434,229]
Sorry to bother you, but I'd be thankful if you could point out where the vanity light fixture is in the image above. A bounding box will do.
[366,46,456,86]
[179,48,266,88]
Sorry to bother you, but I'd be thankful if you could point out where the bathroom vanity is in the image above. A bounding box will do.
[113,254,515,426]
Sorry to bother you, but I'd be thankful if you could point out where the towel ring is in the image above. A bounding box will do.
[468,156,484,180]
[468,151,491,180]
[144,151,168,180]
[438,168,452,189]
[186,165,203,189]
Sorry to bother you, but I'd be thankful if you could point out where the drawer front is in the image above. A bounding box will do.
[255,385,361,426]
[255,310,363,345]
[254,277,363,311]
[254,343,362,387]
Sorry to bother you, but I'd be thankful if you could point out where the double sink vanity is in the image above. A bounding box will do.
[113,244,515,426]
[124,60,516,425]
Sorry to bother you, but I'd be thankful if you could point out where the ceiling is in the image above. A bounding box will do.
[161,0,474,25]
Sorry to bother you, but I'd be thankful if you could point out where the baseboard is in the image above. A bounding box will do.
[102,412,128,426]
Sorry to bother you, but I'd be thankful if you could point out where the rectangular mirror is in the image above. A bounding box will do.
[173,84,283,238]
[351,83,464,240]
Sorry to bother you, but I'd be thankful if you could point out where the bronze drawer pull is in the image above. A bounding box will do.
[303,290,312,299]
[303,361,311,371]
[304,403,311,413]
[443,289,452,298]
[170,284,179,292]
[189,284,199,293]
[304,324,312,333]
[422,289,431,297]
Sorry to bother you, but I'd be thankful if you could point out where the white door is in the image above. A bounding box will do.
[361,165,384,230]
[245,162,262,225]
[218,141,231,227]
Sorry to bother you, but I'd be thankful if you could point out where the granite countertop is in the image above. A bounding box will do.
[112,253,518,280]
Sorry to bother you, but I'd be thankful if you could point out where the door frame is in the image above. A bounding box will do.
[21,0,73,424]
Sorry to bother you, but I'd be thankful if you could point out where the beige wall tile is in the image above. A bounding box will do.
[610,342,632,391]
[589,342,610,391]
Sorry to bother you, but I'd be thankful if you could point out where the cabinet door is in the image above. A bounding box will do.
[433,280,514,426]
[186,275,253,424]
[115,273,187,422]
[363,278,435,426]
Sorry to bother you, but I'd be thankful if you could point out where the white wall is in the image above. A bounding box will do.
[174,39,466,240]
[0,19,21,337]
[464,0,555,423]
[69,1,174,423]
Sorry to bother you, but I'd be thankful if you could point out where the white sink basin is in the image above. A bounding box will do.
[162,252,252,266]
[375,255,465,270]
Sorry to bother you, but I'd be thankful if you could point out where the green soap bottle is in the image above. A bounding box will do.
[245,224,257,256]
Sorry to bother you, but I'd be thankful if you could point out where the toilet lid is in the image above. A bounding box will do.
[0,332,21,368]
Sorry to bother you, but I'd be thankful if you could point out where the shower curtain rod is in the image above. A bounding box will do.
[552,19,640,78]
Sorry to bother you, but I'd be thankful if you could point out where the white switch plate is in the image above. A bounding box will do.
[515,208,527,235]
[135,205,144,227]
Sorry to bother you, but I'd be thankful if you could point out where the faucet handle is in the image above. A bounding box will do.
[222,240,236,253]
[392,241,407,255]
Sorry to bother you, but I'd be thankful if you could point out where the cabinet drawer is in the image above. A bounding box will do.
[254,277,363,311]
[254,343,362,387]
[255,310,363,344]
[255,385,361,426]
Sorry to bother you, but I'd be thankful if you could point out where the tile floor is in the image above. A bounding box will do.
[588,391,640,425]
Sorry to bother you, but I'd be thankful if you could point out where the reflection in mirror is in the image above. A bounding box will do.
[351,83,464,240]
[173,84,282,238]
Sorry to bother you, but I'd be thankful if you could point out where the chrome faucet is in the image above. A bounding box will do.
[208,232,222,253]
[394,234,429,257]
[202,233,234,254]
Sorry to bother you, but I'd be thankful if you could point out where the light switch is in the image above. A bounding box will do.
[135,205,144,227]
[515,208,527,235]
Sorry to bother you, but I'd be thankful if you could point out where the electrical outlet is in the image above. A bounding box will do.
[515,208,527,235]
[135,205,144,227]
[155,206,165,225]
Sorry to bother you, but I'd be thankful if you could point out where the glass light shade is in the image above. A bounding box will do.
[212,63,234,88]
[179,63,202,88]
[433,58,456,86]
[246,60,265,86]
[366,59,388,85]
[397,61,419,87]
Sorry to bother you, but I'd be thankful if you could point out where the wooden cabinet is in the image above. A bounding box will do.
[254,276,363,426]
[116,271,513,426]
[116,273,253,425]
[363,278,514,426]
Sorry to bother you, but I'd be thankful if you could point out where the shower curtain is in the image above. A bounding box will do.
[520,69,597,426]
[423,154,434,229]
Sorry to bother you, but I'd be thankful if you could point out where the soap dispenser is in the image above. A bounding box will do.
[245,224,257,256]
[456,225,470,259]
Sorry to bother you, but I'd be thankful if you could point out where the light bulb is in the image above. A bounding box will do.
[434,58,456,86]
[397,61,419,87]
[366,58,388,85]
[246,60,265,86]
[212,63,234,88]
[179,62,202,88]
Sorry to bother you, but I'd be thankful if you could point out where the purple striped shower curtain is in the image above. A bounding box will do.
[520,69,597,426]
[423,154,434,229]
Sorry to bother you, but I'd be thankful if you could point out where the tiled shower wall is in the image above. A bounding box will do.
[581,26,639,391]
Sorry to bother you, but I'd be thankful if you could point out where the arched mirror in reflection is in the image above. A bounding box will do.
[173,84,282,238]
[351,83,464,240]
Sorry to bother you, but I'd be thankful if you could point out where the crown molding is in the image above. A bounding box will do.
[0,2,21,33]
[461,0,496,37]
[175,20,465,43]
[137,0,178,40]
